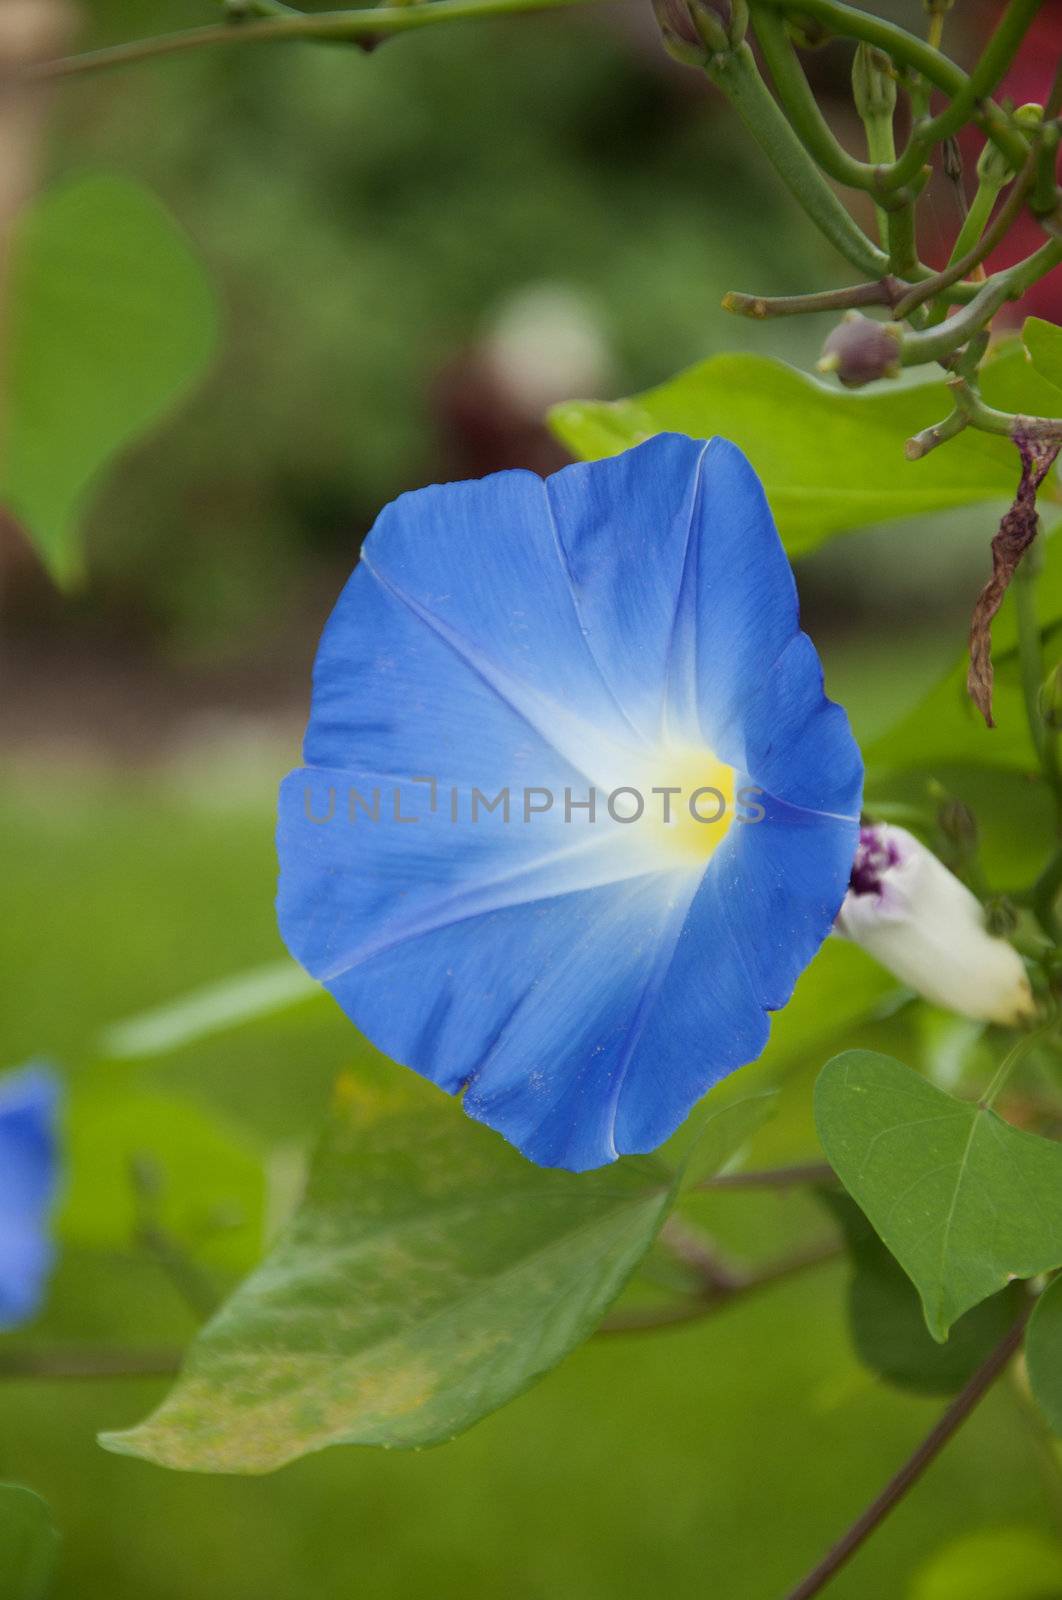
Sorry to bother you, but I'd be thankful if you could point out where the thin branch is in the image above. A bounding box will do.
[947,376,1062,444]
[780,1306,1032,1600]
[26,0,617,81]
[0,1346,181,1380]
[904,407,969,459]
[597,1237,840,1335]
[722,280,905,319]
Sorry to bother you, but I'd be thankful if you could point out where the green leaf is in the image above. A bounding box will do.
[549,353,1018,555]
[0,1485,58,1600]
[984,334,1062,418]
[61,1087,264,1274]
[1,173,217,585]
[100,1065,681,1472]
[1027,1272,1062,1436]
[911,1527,1062,1600]
[822,1190,1023,1395]
[814,1050,1062,1340]
[98,960,321,1060]
[1021,318,1062,400]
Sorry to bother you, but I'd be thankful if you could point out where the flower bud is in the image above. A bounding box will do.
[817,313,902,389]
[976,137,1017,192]
[835,824,1036,1026]
[1016,103,1044,131]
[651,0,710,65]
[852,43,896,123]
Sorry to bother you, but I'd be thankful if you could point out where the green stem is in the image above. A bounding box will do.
[884,197,918,279]
[948,376,1062,443]
[949,181,1005,273]
[27,0,616,79]
[749,6,886,194]
[863,94,899,252]
[892,158,1035,322]
[901,236,1062,367]
[704,41,887,278]
[759,0,1035,180]
[722,278,904,318]
[904,406,969,459]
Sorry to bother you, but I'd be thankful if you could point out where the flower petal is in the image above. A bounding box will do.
[277,435,863,1168]
[0,1065,61,1329]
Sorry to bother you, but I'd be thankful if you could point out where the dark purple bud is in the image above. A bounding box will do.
[817,313,902,389]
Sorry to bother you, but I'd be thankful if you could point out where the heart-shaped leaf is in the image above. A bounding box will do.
[1027,1272,1062,1436]
[1,173,216,585]
[102,1063,758,1473]
[815,1050,1062,1340]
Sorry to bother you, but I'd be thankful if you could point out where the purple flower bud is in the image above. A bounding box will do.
[817,313,902,389]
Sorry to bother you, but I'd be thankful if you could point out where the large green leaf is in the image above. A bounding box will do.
[101,1065,687,1472]
[1,173,217,584]
[815,1050,1062,1340]
[0,1485,58,1600]
[549,353,1018,555]
[822,1190,1023,1395]
[1027,1272,1062,1436]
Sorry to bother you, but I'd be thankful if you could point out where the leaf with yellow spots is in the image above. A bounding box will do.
[100,1063,720,1473]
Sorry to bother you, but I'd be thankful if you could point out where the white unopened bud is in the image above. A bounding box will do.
[835,824,1035,1026]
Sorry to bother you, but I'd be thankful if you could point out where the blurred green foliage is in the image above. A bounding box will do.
[5,4,1062,1596]
[0,764,1056,1599]
[44,0,835,651]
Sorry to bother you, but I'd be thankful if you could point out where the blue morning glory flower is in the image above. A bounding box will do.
[0,1065,61,1329]
[277,435,863,1171]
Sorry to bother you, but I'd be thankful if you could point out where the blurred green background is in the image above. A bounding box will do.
[3,1,1059,1596]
